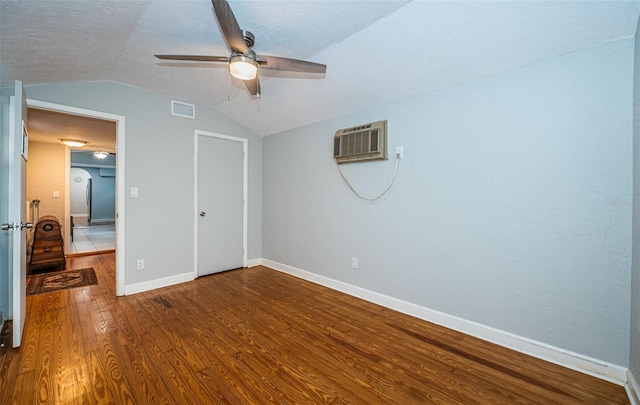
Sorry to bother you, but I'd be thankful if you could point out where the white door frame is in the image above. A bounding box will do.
[28,99,126,296]
[193,130,248,277]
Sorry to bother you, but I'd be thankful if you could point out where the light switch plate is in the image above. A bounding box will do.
[130,187,139,198]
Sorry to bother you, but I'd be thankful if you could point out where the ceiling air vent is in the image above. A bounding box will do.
[333,120,387,164]
[171,100,195,118]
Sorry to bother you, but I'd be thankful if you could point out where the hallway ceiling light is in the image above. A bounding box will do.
[61,139,87,147]
[93,151,109,159]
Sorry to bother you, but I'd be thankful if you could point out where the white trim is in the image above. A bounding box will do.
[125,272,194,295]
[262,258,628,385]
[246,258,262,267]
[88,218,116,224]
[193,133,198,279]
[71,163,115,169]
[27,99,126,296]
[64,148,70,254]
[242,139,248,267]
[193,130,248,277]
[627,370,640,405]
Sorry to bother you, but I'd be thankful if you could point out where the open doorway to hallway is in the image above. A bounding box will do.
[69,151,116,255]
[25,99,125,296]
[26,108,116,258]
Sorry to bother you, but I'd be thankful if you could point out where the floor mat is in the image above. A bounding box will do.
[26,267,97,295]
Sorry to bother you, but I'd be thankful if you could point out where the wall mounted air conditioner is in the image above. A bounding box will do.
[333,120,387,164]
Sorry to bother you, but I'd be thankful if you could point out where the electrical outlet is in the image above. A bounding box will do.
[396,146,404,159]
[136,259,145,270]
[351,257,358,269]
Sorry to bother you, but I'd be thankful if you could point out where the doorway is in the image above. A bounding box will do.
[27,99,126,296]
[69,165,116,254]
[195,131,247,276]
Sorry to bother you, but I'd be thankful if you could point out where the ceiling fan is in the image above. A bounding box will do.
[155,0,327,98]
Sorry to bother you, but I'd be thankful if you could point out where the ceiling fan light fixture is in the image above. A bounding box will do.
[61,139,87,147]
[93,151,109,159]
[229,54,258,80]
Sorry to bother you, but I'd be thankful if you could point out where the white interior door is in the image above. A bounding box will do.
[196,133,246,276]
[6,81,29,347]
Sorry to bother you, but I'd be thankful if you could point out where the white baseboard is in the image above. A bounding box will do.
[261,258,628,385]
[124,272,194,295]
[246,258,262,268]
[89,218,116,224]
[627,370,640,405]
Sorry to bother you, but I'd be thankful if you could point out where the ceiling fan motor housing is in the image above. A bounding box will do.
[241,30,255,48]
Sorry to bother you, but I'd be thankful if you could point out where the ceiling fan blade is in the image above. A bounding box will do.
[243,74,261,97]
[211,0,249,55]
[155,55,229,62]
[257,55,326,74]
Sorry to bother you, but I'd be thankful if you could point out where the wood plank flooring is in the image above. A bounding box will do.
[0,253,630,404]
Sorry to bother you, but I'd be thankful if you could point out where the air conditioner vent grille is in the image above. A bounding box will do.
[333,120,387,164]
[171,100,195,118]
[370,129,379,152]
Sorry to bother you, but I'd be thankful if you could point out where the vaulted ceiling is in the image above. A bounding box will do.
[2,1,639,137]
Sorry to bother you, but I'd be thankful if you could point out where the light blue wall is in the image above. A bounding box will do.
[630,17,640,394]
[81,166,115,221]
[263,39,633,366]
[24,81,262,286]
[71,151,116,220]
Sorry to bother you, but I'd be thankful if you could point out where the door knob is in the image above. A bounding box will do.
[1,222,32,231]
[200,211,206,217]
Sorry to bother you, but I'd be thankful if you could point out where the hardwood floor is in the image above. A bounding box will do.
[0,253,630,404]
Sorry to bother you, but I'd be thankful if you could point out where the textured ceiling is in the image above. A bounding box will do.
[2,1,639,137]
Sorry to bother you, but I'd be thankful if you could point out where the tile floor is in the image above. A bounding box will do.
[70,224,115,254]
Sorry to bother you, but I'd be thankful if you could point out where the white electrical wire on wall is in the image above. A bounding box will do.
[337,153,401,201]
